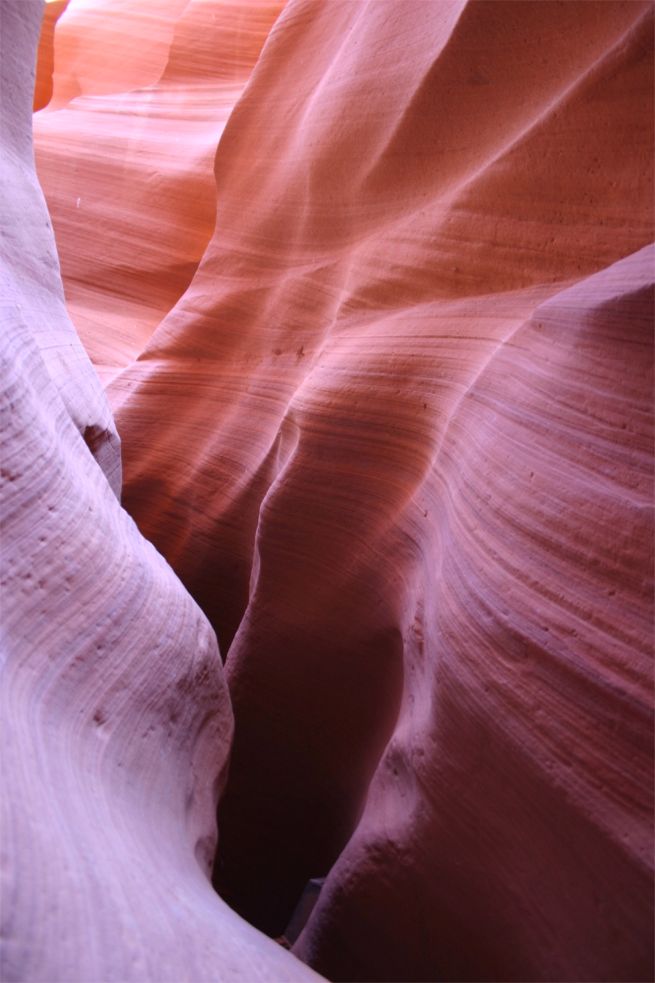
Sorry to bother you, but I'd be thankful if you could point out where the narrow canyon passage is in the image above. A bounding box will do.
[1,1,653,982]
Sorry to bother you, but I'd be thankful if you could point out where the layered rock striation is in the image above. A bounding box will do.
[34,0,284,384]
[1,3,321,981]
[18,0,655,980]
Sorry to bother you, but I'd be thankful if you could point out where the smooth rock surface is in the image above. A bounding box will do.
[34,0,284,384]
[33,0,69,112]
[295,244,655,983]
[30,0,655,981]
[1,4,322,982]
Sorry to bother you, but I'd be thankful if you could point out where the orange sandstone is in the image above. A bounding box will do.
[34,0,284,384]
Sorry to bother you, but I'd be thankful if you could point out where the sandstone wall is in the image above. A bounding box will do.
[24,1,655,980]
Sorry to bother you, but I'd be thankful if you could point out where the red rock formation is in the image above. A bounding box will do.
[45,0,190,108]
[34,0,283,384]
[33,0,69,111]
[295,244,655,983]
[2,4,321,981]
[30,0,655,980]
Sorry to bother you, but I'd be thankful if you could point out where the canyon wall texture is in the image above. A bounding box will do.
[32,0,69,111]
[34,0,284,384]
[21,0,655,980]
[1,4,322,982]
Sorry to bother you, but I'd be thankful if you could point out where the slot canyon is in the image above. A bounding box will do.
[1,0,653,980]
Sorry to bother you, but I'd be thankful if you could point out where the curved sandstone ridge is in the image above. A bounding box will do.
[2,4,322,983]
[27,0,655,981]
[34,0,284,384]
[33,0,69,112]
[296,244,655,982]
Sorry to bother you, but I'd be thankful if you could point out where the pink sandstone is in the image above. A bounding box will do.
[1,3,323,982]
[11,0,655,980]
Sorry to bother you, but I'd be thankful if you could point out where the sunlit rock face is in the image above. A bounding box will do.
[32,0,69,111]
[27,0,655,980]
[34,0,284,384]
[1,4,322,982]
